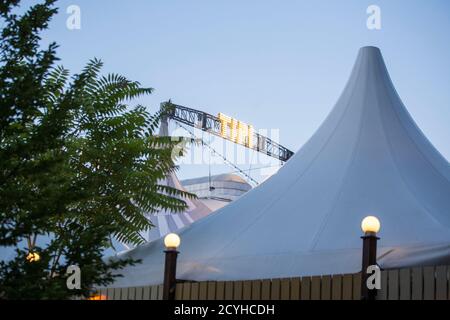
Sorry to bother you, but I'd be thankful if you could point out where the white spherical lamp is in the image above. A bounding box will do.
[361,216,381,234]
[164,233,181,250]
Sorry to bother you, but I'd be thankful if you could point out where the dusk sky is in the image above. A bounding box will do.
[25,0,450,181]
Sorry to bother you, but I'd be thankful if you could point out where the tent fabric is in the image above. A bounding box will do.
[110,46,450,287]
[143,171,212,244]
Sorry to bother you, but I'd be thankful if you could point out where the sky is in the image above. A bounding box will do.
[22,0,450,182]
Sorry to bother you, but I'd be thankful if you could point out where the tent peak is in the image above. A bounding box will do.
[359,45,381,52]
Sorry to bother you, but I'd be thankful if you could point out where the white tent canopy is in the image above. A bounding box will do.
[111,46,450,287]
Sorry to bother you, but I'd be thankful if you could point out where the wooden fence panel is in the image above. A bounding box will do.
[113,288,122,300]
[399,268,411,300]
[208,282,216,300]
[183,282,192,300]
[321,275,331,300]
[388,270,399,300]
[99,289,108,300]
[135,287,143,300]
[251,280,261,300]
[143,286,151,300]
[331,275,342,300]
[175,283,183,300]
[128,287,136,300]
[242,281,252,300]
[191,283,200,300]
[311,276,321,300]
[106,288,114,300]
[199,282,208,300]
[423,266,435,300]
[224,282,233,300]
[300,277,311,300]
[290,278,300,300]
[352,273,361,300]
[101,265,450,301]
[435,266,448,300]
[233,281,243,300]
[342,274,353,300]
[121,287,129,300]
[157,284,163,300]
[150,285,158,300]
[280,279,290,300]
[216,282,225,300]
[261,279,271,300]
[448,269,450,300]
[411,267,423,300]
[271,279,281,300]
[109,288,117,300]
[377,270,388,300]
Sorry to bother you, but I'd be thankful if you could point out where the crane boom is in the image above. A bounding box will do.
[161,102,294,162]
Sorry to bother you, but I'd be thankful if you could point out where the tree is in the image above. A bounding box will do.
[0,0,192,299]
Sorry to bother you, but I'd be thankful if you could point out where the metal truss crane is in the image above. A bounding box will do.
[161,101,294,162]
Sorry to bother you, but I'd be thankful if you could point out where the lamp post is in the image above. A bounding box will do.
[360,216,380,301]
[163,233,181,301]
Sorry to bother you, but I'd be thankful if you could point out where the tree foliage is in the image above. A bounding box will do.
[0,0,192,299]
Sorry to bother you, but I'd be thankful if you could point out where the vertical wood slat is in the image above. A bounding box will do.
[435,266,448,300]
[191,283,200,300]
[321,276,331,300]
[182,283,192,300]
[290,278,300,300]
[300,277,311,300]
[448,267,450,301]
[224,282,233,300]
[342,274,353,300]
[157,285,163,300]
[388,270,399,300]
[135,287,143,300]
[150,285,158,300]
[280,279,290,300]
[98,289,106,300]
[207,282,216,300]
[106,288,114,300]
[199,282,208,300]
[271,279,281,300]
[251,280,261,300]
[242,281,251,300]
[206,281,216,300]
[423,266,435,300]
[120,287,128,300]
[175,283,183,300]
[448,267,450,300]
[113,288,122,300]
[411,267,423,300]
[128,287,136,300]
[143,286,151,300]
[216,282,225,300]
[377,270,388,300]
[233,281,243,300]
[352,273,361,300]
[331,275,342,300]
[311,276,321,300]
[399,269,411,300]
[261,280,271,300]
[113,288,121,300]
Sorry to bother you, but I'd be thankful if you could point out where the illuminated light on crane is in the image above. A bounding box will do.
[218,112,254,148]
